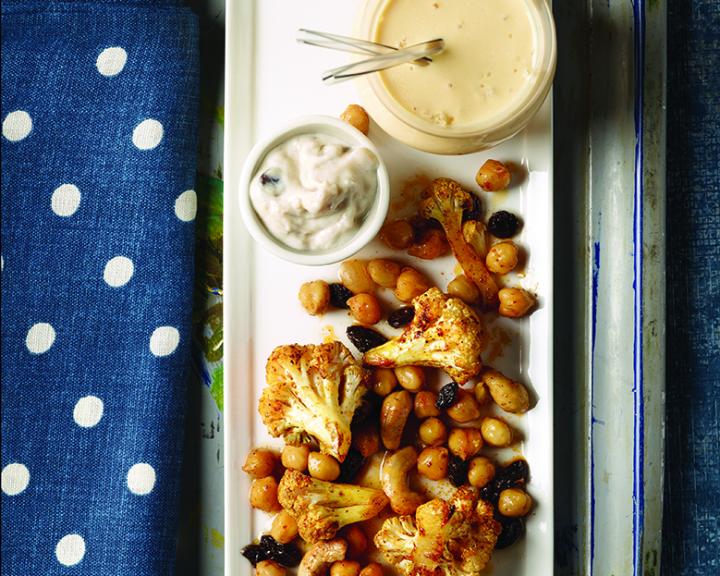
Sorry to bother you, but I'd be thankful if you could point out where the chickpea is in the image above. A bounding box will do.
[372,368,398,397]
[359,563,384,576]
[446,390,481,423]
[418,417,448,447]
[394,267,432,302]
[486,242,519,275]
[352,420,381,457]
[249,476,281,512]
[448,427,483,460]
[308,452,341,481]
[380,219,414,250]
[414,390,440,418]
[339,260,376,294]
[243,448,277,479]
[331,561,361,576]
[394,366,425,391]
[347,293,382,325]
[447,275,481,304]
[368,259,402,288]
[468,456,496,488]
[498,488,533,517]
[270,510,298,544]
[417,447,449,480]
[474,382,491,406]
[498,287,535,318]
[281,444,310,472]
[343,525,368,558]
[340,104,370,135]
[256,560,286,576]
[480,417,514,447]
[408,228,449,260]
[475,159,511,191]
[298,280,330,315]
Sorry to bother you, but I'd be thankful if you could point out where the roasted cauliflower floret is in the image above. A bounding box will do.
[363,288,486,384]
[374,487,502,576]
[421,178,499,307]
[259,341,368,462]
[278,469,388,542]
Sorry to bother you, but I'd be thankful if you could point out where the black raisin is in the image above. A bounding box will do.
[463,193,483,222]
[448,455,468,487]
[388,306,415,328]
[259,535,301,567]
[352,392,381,425]
[338,449,366,483]
[479,480,501,503]
[346,325,388,354]
[260,171,280,186]
[241,544,266,566]
[487,210,521,238]
[499,459,529,485]
[329,283,354,308]
[495,517,525,549]
[436,382,459,409]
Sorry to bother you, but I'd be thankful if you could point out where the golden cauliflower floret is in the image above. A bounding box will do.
[259,341,368,462]
[363,288,486,384]
[374,487,501,576]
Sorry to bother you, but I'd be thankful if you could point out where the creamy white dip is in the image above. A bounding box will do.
[250,134,378,251]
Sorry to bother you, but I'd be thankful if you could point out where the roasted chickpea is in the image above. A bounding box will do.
[446,390,481,423]
[486,242,519,275]
[298,280,330,315]
[368,259,402,288]
[359,563,384,576]
[372,368,398,397]
[417,447,449,480]
[474,382,491,406]
[339,260,376,294]
[394,267,432,302]
[347,293,382,325]
[270,510,298,544]
[498,488,533,517]
[468,456,496,488]
[480,417,514,447]
[418,417,448,447]
[256,560,286,576]
[476,159,511,191]
[343,525,368,558]
[281,444,310,472]
[340,104,370,135]
[352,420,381,457]
[308,452,341,481]
[249,476,281,512]
[414,390,440,418]
[447,275,481,304]
[408,228,450,260]
[243,448,277,479]
[448,427,483,460]
[331,561,361,576]
[380,219,414,250]
[394,366,425,391]
[498,287,536,318]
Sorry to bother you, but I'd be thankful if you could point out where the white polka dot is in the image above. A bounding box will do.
[1,255,4,271]
[174,189,197,222]
[149,326,179,357]
[127,463,156,495]
[26,322,56,354]
[96,47,127,76]
[2,463,30,495]
[132,119,163,150]
[103,256,134,287]
[73,396,104,428]
[2,110,32,142]
[51,184,81,217]
[56,534,85,566]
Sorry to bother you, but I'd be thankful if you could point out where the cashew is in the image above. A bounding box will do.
[298,539,347,576]
[380,390,412,450]
[481,368,530,413]
[381,446,425,515]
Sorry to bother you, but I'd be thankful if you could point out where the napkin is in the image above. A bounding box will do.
[1,0,199,573]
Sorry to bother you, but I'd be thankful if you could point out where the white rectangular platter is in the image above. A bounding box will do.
[224,1,554,574]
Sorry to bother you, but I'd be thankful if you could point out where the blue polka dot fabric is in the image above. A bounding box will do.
[1,0,199,573]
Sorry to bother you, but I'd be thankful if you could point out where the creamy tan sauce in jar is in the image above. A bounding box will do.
[250,134,378,251]
[374,0,539,129]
